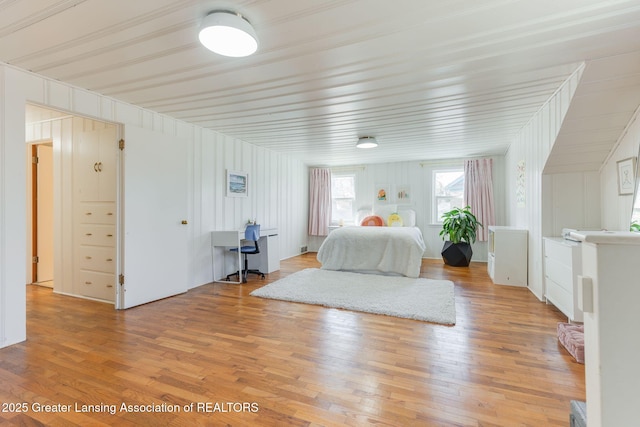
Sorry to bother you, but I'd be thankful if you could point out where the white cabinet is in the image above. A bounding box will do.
[73,125,118,303]
[487,226,528,286]
[248,229,280,273]
[75,127,117,201]
[570,231,640,427]
[543,237,583,322]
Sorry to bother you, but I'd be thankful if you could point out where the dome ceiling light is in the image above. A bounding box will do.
[356,136,378,149]
[198,11,258,57]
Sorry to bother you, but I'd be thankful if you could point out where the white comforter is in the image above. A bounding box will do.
[317,226,426,278]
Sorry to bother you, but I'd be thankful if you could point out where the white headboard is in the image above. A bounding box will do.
[357,207,416,227]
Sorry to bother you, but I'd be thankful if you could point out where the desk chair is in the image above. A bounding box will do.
[226,224,266,283]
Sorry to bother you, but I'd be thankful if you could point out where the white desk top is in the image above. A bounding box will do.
[211,227,278,246]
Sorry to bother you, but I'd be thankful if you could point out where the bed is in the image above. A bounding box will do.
[317,224,426,278]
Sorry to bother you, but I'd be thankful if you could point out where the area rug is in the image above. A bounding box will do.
[250,268,456,325]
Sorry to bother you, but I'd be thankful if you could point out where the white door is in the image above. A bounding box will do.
[119,126,189,309]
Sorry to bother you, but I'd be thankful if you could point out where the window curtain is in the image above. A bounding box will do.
[464,159,495,242]
[308,168,332,236]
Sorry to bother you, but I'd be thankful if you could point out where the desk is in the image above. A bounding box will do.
[211,227,279,283]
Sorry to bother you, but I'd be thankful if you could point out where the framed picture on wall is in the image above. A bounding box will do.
[617,157,636,195]
[395,185,411,204]
[226,170,248,197]
[375,184,390,204]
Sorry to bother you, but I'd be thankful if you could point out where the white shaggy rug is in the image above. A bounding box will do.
[250,268,456,325]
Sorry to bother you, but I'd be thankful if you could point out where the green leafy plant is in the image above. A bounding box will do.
[439,206,483,244]
[631,221,640,232]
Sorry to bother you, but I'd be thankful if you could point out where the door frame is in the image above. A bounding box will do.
[27,139,54,286]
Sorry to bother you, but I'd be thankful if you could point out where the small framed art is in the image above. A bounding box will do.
[227,170,248,197]
[375,184,389,203]
[617,157,636,195]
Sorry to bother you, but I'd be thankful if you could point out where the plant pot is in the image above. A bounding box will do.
[441,241,473,267]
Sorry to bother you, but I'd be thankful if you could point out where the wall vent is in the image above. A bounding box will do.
[300,246,308,253]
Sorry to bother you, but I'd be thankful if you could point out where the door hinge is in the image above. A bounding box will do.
[118,139,125,150]
[32,156,39,164]
[32,256,39,263]
[119,274,125,285]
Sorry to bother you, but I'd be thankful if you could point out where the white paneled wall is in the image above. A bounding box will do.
[542,171,601,237]
[505,66,583,300]
[600,107,640,230]
[310,157,505,262]
[1,63,308,348]
[191,130,308,286]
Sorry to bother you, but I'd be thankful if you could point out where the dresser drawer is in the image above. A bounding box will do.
[79,202,116,225]
[77,270,115,301]
[78,245,116,272]
[79,224,116,247]
[546,277,573,319]
[544,257,573,293]
[544,240,572,265]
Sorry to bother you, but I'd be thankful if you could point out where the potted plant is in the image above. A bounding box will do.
[439,206,482,267]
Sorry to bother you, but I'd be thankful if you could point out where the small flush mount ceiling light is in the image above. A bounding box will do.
[356,136,378,149]
[198,11,258,57]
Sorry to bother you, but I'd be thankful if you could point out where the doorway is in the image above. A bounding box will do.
[24,104,189,310]
[25,104,120,304]
[30,142,54,287]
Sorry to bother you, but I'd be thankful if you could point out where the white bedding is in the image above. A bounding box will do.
[316,226,426,278]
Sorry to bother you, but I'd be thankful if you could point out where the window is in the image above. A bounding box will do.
[433,169,464,222]
[331,174,356,225]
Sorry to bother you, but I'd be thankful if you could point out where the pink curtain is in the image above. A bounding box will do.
[464,159,495,242]
[308,168,332,236]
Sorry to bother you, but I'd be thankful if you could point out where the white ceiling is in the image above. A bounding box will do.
[5,0,640,167]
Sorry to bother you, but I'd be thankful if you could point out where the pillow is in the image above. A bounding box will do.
[397,209,416,227]
[372,204,397,225]
[355,208,372,225]
[361,215,384,226]
[387,213,403,227]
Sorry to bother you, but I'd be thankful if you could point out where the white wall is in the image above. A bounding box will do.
[310,156,505,262]
[541,171,601,237]
[1,65,28,348]
[0,63,308,348]
[600,106,640,230]
[504,65,584,300]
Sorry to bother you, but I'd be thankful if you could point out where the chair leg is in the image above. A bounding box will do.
[225,271,240,281]
[227,254,265,282]
[242,256,249,283]
[246,269,265,280]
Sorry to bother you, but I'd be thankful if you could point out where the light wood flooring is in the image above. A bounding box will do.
[0,254,584,426]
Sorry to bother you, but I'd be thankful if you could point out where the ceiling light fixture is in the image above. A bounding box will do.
[198,11,258,57]
[356,136,378,149]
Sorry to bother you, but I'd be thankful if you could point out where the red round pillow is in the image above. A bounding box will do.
[360,215,384,226]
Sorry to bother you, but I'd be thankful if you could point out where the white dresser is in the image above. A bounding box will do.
[543,237,582,322]
[76,202,117,301]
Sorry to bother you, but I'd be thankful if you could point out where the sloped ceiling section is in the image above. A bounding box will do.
[3,0,640,166]
[545,52,640,174]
